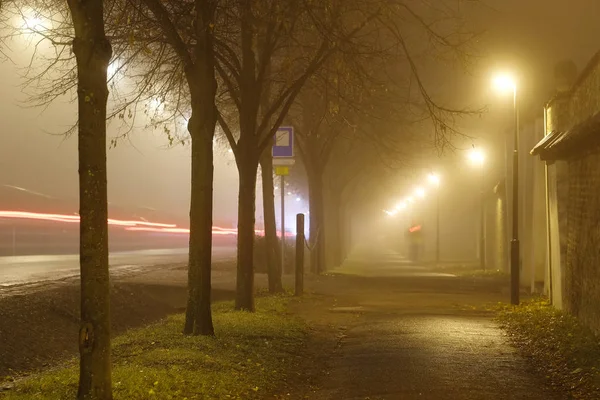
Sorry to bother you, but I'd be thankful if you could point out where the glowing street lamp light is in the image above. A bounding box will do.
[395,201,407,211]
[493,74,517,94]
[493,72,520,305]
[468,148,485,167]
[414,187,426,199]
[428,173,441,187]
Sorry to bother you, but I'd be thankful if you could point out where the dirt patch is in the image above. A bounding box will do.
[0,265,234,381]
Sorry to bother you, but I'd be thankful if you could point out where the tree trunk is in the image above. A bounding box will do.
[260,151,283,293]
[308,168,326,274]
[184,109,216,336]
[338,200,348,264]
[235,150,259,311]
[329,191,343,268]
[68,0,113,398]
[182,2,218,336]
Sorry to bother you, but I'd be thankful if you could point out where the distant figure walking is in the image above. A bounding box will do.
[407,224,423,262]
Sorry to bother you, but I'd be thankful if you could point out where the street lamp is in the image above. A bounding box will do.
[395,201,407,211]
[428,173,441,264]
[468,148,485,167]
[468,148,486,272]
[493,73,520,305]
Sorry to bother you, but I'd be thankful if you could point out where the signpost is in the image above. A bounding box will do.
[273,127,294,272]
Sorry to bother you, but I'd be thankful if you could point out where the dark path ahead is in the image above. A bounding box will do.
[296,246,564,400]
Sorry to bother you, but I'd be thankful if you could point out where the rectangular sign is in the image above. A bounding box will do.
[273,158,296,166]
[272,126,294,158]
[275,166,289,176]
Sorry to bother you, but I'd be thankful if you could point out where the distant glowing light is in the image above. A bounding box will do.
[287,192,292,196]
[19,9,47,31]
[384,209,397,217]
[428,173,441,186]
[107,59,122,79]
[415,187,426,198]
[468,148,485,166]
[493,74,517,94]
[409,225,422,233]
[406,197,414,203]
[395,202,407,211]
[296,197,301,202]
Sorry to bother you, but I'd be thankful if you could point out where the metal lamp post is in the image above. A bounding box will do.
[494,75,520,305]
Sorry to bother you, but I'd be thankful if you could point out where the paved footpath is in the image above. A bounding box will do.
[294,246,566,400]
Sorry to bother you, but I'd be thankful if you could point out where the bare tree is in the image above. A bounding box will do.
[68,0,114,395]
[287,0,482,273]
[216,0,383,311]
[7,0,221,337]
[134,0,219,336]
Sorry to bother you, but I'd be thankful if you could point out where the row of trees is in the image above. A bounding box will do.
[3,0,478,398]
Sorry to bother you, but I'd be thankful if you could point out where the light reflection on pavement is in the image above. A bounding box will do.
[0,246,236,287]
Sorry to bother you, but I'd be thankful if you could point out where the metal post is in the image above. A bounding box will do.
[295,213,305,296]
[480,168,486,271]
[543,106,553,303]
[511,87,520,305]
[435,192,440,264]
[281,175,285,273]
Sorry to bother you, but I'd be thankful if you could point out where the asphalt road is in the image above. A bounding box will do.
[0,246,236,287]
[295,245,563,400]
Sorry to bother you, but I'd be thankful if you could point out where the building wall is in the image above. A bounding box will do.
[504,117,547,287]
[546,58,600,330]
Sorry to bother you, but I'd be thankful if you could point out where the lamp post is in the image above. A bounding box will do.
[468,148,486,271]
[494,74,520,305]
[428,174,441,264]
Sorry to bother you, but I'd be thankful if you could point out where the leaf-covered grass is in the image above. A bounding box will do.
[496,297,600,399]
[2,296,308,400]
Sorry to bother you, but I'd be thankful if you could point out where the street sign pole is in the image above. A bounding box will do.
[272,126,294,275]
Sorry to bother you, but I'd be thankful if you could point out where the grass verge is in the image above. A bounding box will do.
[2,296,309,400]
[496,297,600,399]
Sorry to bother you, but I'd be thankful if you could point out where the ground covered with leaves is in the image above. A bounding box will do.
[2,296,313,400]
[497,297,600,399]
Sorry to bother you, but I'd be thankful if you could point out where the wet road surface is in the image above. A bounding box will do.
[0,246,235,287]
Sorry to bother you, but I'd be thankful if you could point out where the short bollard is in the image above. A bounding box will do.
[295,213,305,296]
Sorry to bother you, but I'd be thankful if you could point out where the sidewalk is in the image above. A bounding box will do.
[293,246,564,400]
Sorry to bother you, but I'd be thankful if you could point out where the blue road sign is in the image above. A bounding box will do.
[272,126,294,158]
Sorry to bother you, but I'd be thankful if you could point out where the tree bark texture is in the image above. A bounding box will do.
[235,149,259,311]
[183,1,218,336]
[68,0,113,398]
[184,98,216,336]
[307,167,326,274]
[327,191,343,268]
[260,150,283,293]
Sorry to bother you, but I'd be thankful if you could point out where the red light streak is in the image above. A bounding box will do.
[0,211,176,228]
[409,225,422,233]
[0,210,267,236]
